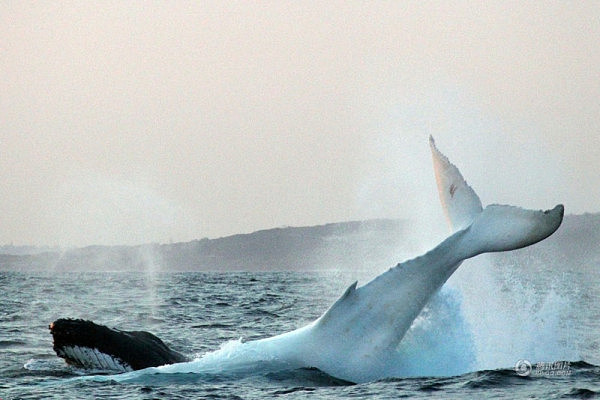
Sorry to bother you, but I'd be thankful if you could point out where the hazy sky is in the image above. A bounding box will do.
[2,2,599,247]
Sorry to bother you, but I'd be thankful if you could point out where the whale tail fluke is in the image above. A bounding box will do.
[430,136,563,257]
[460,203,564,258]
[430,136,483,232]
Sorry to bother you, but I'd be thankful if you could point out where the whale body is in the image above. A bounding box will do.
[49,137,564,383]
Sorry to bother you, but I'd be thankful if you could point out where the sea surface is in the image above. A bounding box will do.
[1,256,599,399]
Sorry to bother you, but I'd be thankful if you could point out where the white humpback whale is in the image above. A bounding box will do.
[50,137,564,383]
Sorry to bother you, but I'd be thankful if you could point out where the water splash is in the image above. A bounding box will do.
[391,287,475,377]
[449,254,579,371]
[136,243,162,320]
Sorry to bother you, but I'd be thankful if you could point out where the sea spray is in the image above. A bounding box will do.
[392,286,476,377]
[136,243,162,321]
[449,254,579,371]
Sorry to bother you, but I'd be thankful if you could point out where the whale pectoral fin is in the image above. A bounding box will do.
[430,136,483,232]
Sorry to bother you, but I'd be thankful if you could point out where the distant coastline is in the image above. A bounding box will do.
[1,214,598,272]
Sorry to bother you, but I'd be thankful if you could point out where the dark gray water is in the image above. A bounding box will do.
[1,265,599,399]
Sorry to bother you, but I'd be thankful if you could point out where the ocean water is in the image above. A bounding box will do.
[1,257,599,399]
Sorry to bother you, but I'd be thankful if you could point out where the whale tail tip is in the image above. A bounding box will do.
[463,203,564,257]
[429,136,483,232]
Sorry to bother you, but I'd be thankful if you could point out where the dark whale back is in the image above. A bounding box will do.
[50,318,188,371]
